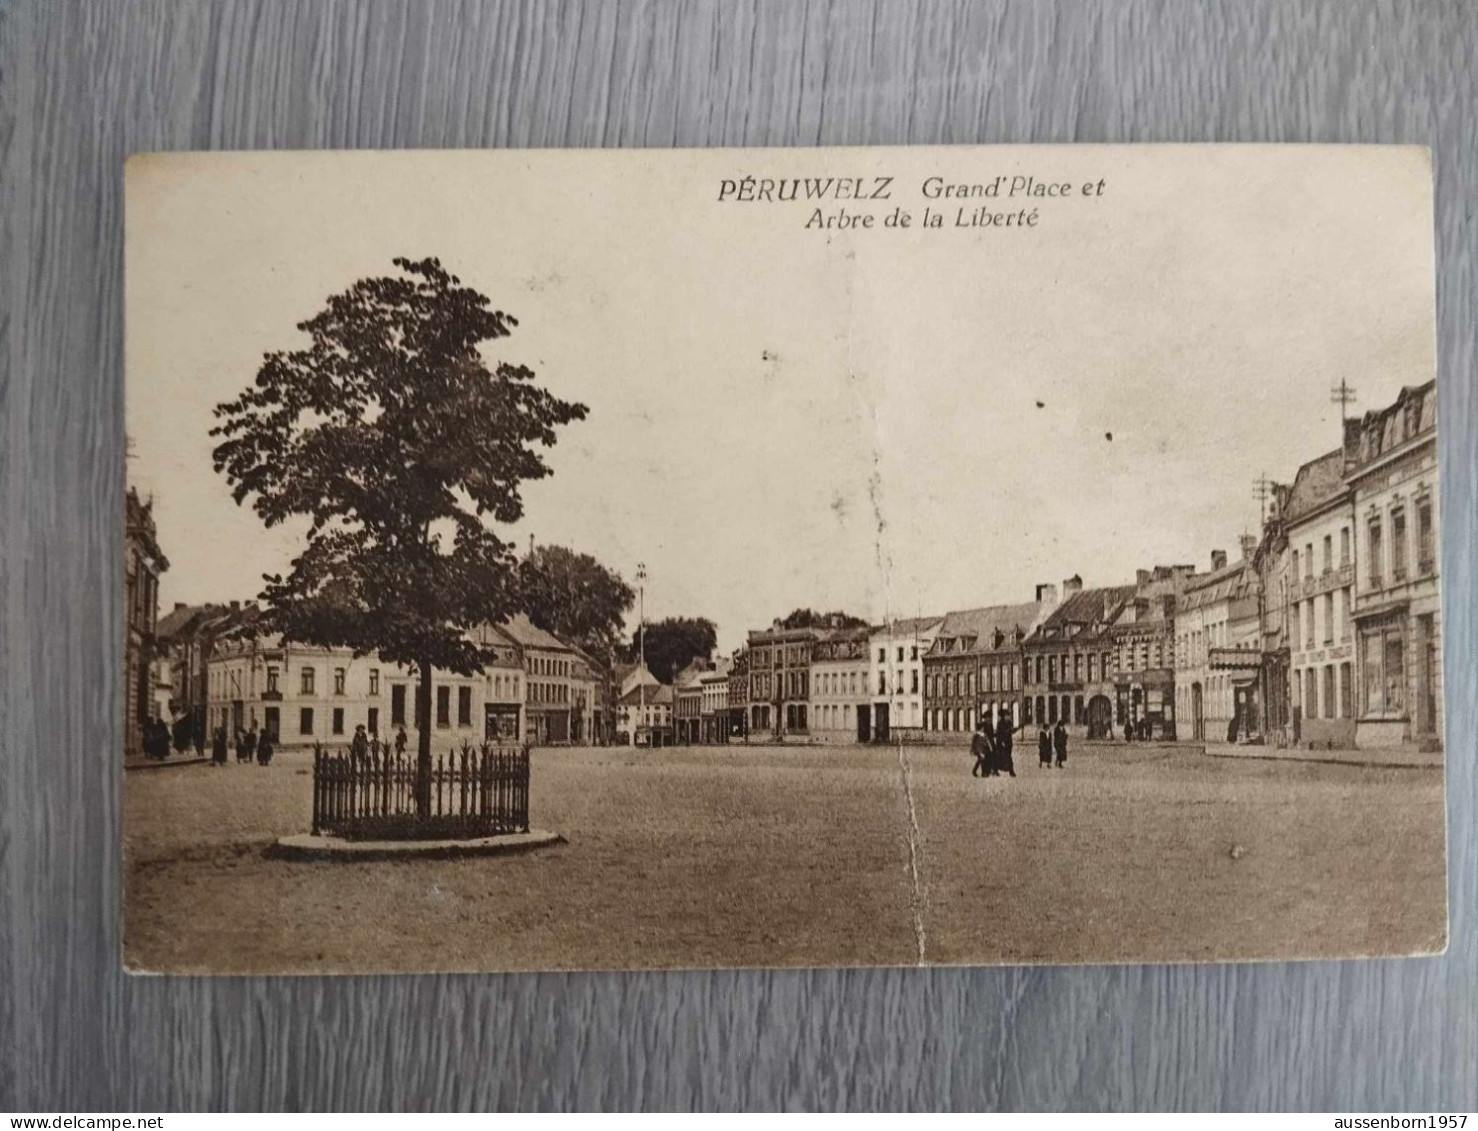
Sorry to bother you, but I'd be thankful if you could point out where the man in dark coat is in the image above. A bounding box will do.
[1053,719,1068,767]
[970,720,994,778]
[255,728,274,766]
[993,712,1017,777]
[211,726,228,766]
[1037,723,1053,767]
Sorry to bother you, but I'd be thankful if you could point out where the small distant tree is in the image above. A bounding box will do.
[633,617,718,684]
[778,608,868,630]
[211,257,587,818]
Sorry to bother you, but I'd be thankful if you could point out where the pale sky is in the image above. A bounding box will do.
[126,146,1435,654]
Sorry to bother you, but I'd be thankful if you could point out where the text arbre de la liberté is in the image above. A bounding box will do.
[715,174,1108,231]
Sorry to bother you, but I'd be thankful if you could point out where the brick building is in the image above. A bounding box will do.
[922,601,1043,736]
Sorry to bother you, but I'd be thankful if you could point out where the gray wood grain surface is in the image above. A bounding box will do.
[2,0,1474,1111]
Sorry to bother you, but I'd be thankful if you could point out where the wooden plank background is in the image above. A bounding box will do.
[2,0,1474,1111]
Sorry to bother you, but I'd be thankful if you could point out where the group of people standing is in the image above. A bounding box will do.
[210,724,274,766]
[969,714,1068,777]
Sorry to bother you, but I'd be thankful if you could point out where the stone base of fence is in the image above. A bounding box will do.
[270,828,564,862]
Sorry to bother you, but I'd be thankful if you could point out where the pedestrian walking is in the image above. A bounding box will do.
[244,726,259,763]
[1037,722,1052,767]
[993,711,1017,777]
[211,725,228,766]
[394,724,408,757]
[1123,719,1133,743]
[351,723,369,760]
[1053,719,1068,767]
[255,728,274,766]
[970,720,994,778]
[234,728,250,763]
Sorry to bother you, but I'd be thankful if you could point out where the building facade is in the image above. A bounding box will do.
[808,627,871,743]
[124,488,168,756]
[1279,447,1359,747]
[726,649,749,740]
[1022,578,1135,738]
[699,660,731,743]
[1346,381,1441,749]
[674,669,704,744]
[497,614,577,745]
[1107,566,1192,740]
[923,602,1043,737]
[1175,552,1261,742]
[617,683,674,746]
[868,616,943,741]
[745,623,823,739]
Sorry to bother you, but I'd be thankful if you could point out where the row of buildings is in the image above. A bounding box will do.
[679,381,1442,752]
[124,380,1441,755]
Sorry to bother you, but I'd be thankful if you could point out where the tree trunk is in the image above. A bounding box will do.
[415,658,433,821]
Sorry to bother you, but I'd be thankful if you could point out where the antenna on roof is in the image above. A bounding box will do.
[1331,378,1357,423]
[1252,473,1271,525]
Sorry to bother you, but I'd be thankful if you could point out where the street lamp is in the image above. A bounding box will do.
[636,561,647,748]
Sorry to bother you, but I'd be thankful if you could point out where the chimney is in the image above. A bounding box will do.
[1343,417,1363,466]
[1239,533,1257,561]
[1136,569,1151,586]
[1210,550,1228,572]
[229,600,241,611]
[174,602,187,611]
[1062,575,1083,597]
[1035,582,1058,605]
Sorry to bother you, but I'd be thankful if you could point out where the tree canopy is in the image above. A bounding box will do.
[521,544,634,659]
[777,608,869,630]
[632,617,718,684]
[210,256,588,729]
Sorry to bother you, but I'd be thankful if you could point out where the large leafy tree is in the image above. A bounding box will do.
[211,257,587,815]
[632,617,718,685]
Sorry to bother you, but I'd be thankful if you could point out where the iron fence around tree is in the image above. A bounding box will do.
[311,739,530,840]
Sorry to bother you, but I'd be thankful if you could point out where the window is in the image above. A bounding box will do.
[1340,526,1351,567]
[1417,499,1435,574]
[1087,654,1096,683]
[1291,549,1300,581]
[1339,663,1353,718]
[436,686,450,728]
[1368,518,1384,589]
[1304,543,1313,580]
[1035,656,1044,684]
[1323,593,1334,645]
[334,667,346,695]
[266,666,279,693]
[1322,666,1335,719]
[1305,601,1315,650]
[1322,534,1332,573]
[332,707,344,735]
[878,672,886,695]
[300,667,315,695]
[367,707,379,734]
[458,686,471,726]
[1391,508,1408,581]
[1047,656,1057,684]
[299,707,314,735]
[369,669,379,695]
[897,647,904,663]
[878,648,885,662]
[911,646,918,661]
[1304,669,1318,720]
[1362,626,1406,716]
[1341,587,1352,641]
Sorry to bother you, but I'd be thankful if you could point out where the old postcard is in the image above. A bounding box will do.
[123,145,1444,973]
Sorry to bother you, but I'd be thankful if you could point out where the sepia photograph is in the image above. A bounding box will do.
[122,144,1444,974]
